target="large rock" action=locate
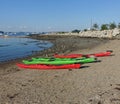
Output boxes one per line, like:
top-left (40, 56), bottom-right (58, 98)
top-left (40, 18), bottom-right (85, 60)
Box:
top-left (112, 28), bottom-right (120, 36)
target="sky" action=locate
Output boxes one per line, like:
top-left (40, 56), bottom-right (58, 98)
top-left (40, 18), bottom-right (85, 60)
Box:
top-left (0, 0), bottom-right (120, 32)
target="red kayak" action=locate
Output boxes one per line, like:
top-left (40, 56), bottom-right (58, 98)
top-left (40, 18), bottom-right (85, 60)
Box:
top-left (54, 51), bottom-right (113, 58)
top-left (16, 63), bottom-right (81, 70)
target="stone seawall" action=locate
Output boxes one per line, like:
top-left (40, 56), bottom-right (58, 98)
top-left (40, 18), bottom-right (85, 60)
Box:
top-left (56, 28), bottom-right (120, 38)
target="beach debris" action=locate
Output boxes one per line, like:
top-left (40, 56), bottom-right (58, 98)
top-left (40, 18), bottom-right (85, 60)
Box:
top-left (88, 95), bottom-right (103, 104)
top-left (114, 87), bottom-right (120, 91)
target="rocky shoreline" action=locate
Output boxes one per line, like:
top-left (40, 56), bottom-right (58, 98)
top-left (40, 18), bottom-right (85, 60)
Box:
top-left (28, 34), bottom-right (109, 56)
top-left (55, 28), bottom-right (120, 38)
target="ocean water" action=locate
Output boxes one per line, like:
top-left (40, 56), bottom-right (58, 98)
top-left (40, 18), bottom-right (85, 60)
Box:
top-left (0, 37), bottom-right (53, 62)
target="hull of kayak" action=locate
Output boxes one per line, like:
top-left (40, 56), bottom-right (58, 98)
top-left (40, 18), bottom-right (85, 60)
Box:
top-left (54, 51), bottom-right (112, 58)
top-left (22, 58), bottom-right (96, 65)
top-left (17, 63), bottom-right (81, 70)
top-left (32, 57), bottom-right (85, 61)
top-left (86, 51), bottom-right (112, 57)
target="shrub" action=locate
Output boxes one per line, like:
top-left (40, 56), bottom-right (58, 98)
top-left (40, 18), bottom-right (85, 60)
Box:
top-left (71, 29), bottom-right (80, 33)
top-left (101, 24), bottom-right (108, 30)
top-left (109, 22), bottom-right (116, 29)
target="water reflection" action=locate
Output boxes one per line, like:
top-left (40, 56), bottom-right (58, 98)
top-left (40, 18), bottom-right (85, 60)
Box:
top-left (0, 37), bottom-right (53, 62)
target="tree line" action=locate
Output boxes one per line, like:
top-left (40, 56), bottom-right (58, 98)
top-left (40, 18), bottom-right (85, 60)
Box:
top-left (71, 22), bottom-right (120, 33)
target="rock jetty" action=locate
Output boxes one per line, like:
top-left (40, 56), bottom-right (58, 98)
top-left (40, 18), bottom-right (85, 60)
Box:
top-left (56, 28), bottom-right (120, 38)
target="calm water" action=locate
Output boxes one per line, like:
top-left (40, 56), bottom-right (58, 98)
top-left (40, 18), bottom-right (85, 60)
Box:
top-left (0, 37), bottom-right (53, 62)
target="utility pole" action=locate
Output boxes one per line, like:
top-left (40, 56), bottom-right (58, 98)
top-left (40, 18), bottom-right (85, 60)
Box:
top-left (90, 18), bottom-right (93, 30)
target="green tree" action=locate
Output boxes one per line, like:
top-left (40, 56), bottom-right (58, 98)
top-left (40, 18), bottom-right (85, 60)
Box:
top-left (118, 23), bottom-right (120, 29)
top-left (101, 24), bottom-right (108, 30)
top-left (57, 31), bottom-right (66, 34)
top-left (93, 23), bottom-right (99, 30)
top-left (71, 29), bottom-right (80, 33)
top-left (83, 29), bottom-right (87, 31)
top-left (109, 22), bottom-right (116, 29)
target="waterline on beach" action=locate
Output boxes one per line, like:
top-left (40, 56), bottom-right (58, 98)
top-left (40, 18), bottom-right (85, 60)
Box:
top-left (0, 37), bottom-right (53, 62)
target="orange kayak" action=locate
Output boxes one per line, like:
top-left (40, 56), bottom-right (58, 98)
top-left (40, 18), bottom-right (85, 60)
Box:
top-left (54, 51), bottom-right (113, 58)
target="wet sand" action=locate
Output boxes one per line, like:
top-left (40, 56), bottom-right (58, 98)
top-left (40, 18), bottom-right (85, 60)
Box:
top-left (0, 35), bottom-right (120, 104)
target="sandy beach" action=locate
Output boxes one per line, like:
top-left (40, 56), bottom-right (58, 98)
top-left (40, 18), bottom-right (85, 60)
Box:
top-left (0, 35), bottom-right (120, 104)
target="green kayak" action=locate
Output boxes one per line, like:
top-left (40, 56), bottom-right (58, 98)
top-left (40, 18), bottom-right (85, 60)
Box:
top-left (31, 57), bottom-right (86, 61)
top-left (22, 57), bottom-right (96, 65)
